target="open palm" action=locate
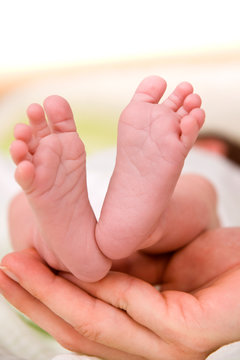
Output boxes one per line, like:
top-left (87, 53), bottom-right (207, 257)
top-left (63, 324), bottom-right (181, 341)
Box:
top-left (1, 227), bottom-right (240, 360)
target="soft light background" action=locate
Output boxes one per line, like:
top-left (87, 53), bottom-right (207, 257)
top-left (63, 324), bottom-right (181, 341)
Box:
top-left (0, 0), bottom-right (239, 72)
top-left (0, 0), bottom-right (240, 154)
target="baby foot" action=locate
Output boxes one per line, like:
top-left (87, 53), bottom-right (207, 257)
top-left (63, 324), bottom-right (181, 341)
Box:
top-left (10, 96), bottom-right (111, 282)
top-left (96, 76), bottom-right (205, 259)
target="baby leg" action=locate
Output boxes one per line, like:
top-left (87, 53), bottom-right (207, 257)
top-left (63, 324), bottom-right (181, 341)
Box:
top-left (9, 124), bottom-right (39, 251)
top-left (8, 192), bottom-right (36, 251)
top-left (143, 173), bottom-right (219, 254)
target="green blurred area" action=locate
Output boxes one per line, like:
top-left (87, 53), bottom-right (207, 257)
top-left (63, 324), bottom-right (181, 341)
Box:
top-left (0, 111), bottom-right (118, 155)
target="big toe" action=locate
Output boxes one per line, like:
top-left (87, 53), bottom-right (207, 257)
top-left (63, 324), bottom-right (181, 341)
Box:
top-left (131, 76), bottom-right (167, 104)
top-left (43, 95), bottom-right (77, 133)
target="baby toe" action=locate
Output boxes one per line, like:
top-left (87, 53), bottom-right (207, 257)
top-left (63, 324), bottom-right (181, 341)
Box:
top-left (27, 103), bottom-right (50, 139)
top-left (15, 160), bottom-right (35, 191)
top-left (180, 109), bottom-right (205, 151)
top-left (177, 94), bottom-right (202, 118)
top-left (131, 76), bottom-right (167, 104)
top-left (10, 140), bottom-right (31, 165)
top-left (14, 123), bottom-right (32, 143)
top-left (163, 82), bottom-right (193, 111)
top-left (190, 108), bottom-right (205, 128)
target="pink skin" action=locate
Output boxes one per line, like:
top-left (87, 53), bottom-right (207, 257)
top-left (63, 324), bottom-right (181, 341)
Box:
top-left (9, 76), bottom-right (207, 281)
top-left (2, 228), bottom-right (240, 360)
top-left (10, 97), bottom-right (111, 282)
top-left (96, 76), bottom-right (206, 258)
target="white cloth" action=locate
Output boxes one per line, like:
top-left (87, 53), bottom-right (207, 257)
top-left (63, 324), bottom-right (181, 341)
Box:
top-left (183, 147), bottom-right (240, 227)
top-left (0, 148), bottom-right (240, 360)
top-left (87, 147), bottom-right (240, 227)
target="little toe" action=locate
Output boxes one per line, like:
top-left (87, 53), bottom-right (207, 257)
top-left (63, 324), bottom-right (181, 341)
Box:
top-left (43, 95), bottom-right (77, 133)
top-left (190, 108), bottom-right (205, 128)
top-left (15, 160), bottom-right (35, 191)
top-left (177, 93), bottom-right (202, 118)
top-left (14, 123), bottom-right (32, 143)
top-left (163, 82), bottom-right (193, 111)
top-left (131, 76), bottom-right (167, 104)
top-left (180, 108), bottom-right (205, 150)
top-left (10, 140), bottom-right (31, 165)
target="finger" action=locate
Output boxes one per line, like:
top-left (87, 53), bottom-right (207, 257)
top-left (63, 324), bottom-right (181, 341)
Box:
top-left (0, 268), bottom-right (90, 355)
top-left (67, 267), bottom-right (240, 357)
top-left (63, 271), bottom-right (211, 358)
top-left (0, 258), bottom-right (145, 360)
top-left (63, 270), bottom-right (164, 328)
top-left (63, 270), bottom-right (166, 330)
top-left (1, 250), bottom-right (161, 359)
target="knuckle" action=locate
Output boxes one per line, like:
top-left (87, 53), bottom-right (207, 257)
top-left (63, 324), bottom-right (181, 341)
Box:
top-left (56, 333), bottom-right (79, 351)
top-left (77, 321), bottom-right (101, 342)
top-left (117, 276), bottom-right (138, 311)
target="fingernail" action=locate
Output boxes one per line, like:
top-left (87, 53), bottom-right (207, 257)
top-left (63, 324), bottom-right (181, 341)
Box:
top-left (0, 266), bottom-right (19, 283)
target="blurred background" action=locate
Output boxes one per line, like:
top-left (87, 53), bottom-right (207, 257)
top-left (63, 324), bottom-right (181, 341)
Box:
top-left (0, 0), bottom-right (240, 154)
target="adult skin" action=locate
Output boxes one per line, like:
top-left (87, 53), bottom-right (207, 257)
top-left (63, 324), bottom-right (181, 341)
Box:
top-left (1, 227), bottom-right (240, 360)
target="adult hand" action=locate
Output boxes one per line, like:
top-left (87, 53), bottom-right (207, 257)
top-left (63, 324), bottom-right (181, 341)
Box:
top-left (1, 228), bottom-right (240, 360)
